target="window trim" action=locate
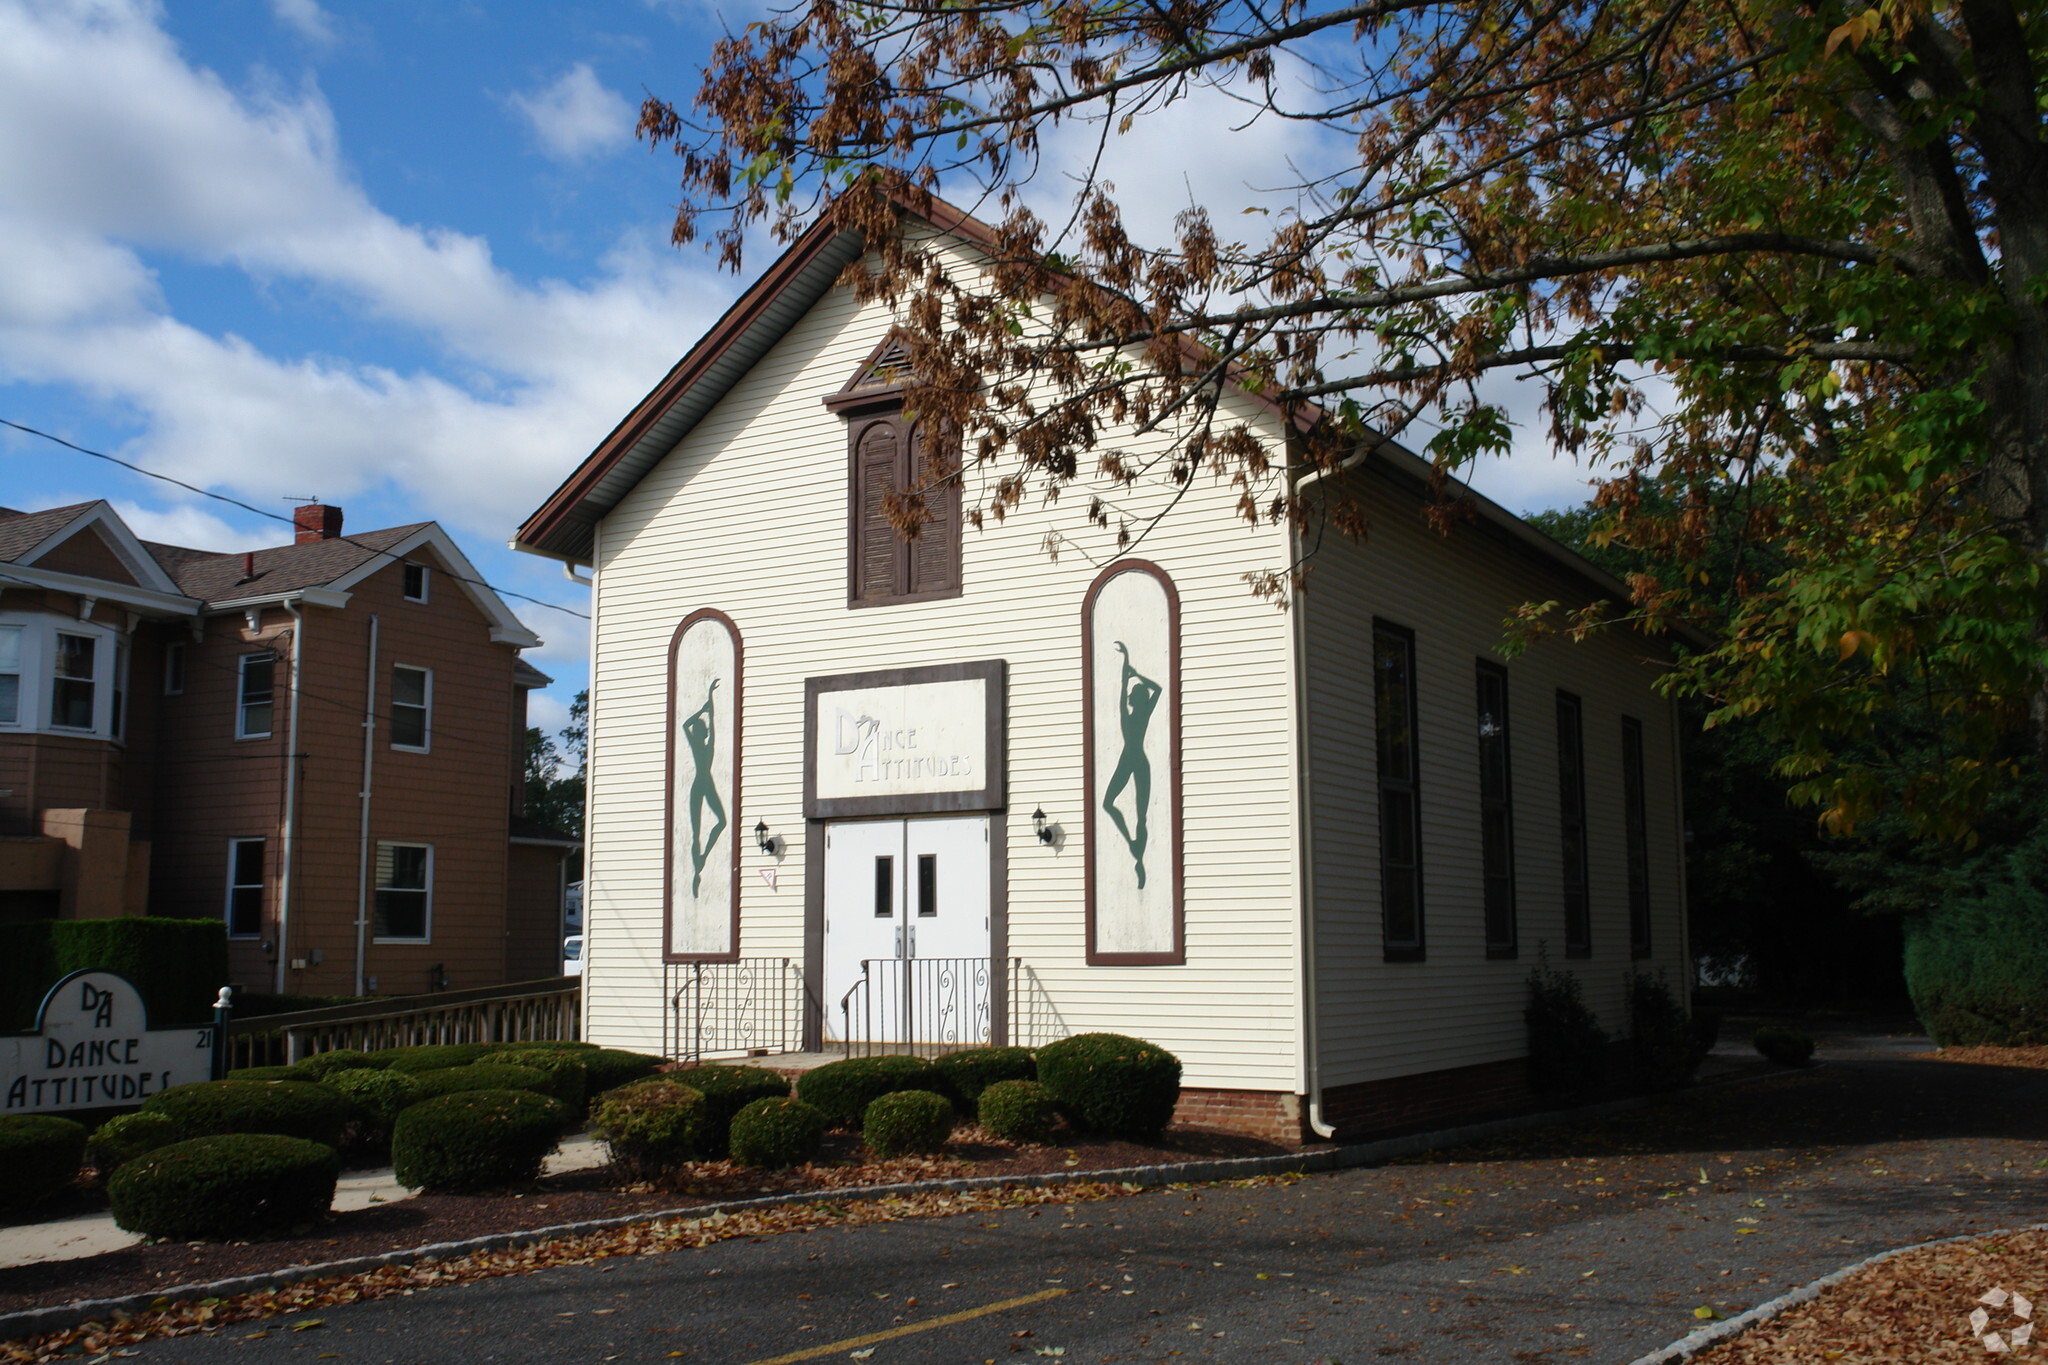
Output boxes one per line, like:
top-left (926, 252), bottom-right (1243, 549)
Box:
top-left (1374, 619), bottom-right (1425, 962)
top-left (0, 615), bottom-right (122, 739)
top-left (163, 640), bottom-right (186, 697)
top-left (389, 663), bottom-right (432, 753)
top-left (372, 840), bottom-right (434, 943)
top-left (236, 651), bottom-right (276, 741)
top-left (0, 623), bottom-right (22, 729)
top-left (402, 561), bottom-right (430, 603)
top-left (48, 630), bottom-right (100, 733)
top-left (1476, 660), bottom-right (1518, 960)
top-left (1556, 690), bottom-right (1592, 958)
top-left (1622, 715), bottom-right (1653, 959)
top-left (843, 408), bottom-right (964, 609)
top-left (224, 837), bottom-right (265, 939)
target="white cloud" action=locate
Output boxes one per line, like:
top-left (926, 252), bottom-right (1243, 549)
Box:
top-left (508, 63), bottom-right (634, 163)
top-left (269, 0), bottom-right (335, 47)
top-left (109, 500), bottom-right (253, 552)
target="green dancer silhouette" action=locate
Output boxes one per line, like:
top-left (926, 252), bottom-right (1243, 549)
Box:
top-left (1101, 641), bottom-right (1163, 888)
top-left (682, 680), bottom-right (728, 896)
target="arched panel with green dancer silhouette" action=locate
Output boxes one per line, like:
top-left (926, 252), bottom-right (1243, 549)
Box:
top-left (666, 610), bottom-right (742, 960)
top-left (1084, 561), bottom-right (1183, 964)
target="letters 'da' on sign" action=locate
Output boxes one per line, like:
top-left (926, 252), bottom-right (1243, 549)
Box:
top-left (666, 609), bottom-right (742, 962)
top-left (2, 970), bottom-right (213, 1114)
top-left (1084, 560), bottom-right (1184, 964)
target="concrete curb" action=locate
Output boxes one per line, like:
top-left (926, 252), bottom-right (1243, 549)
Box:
top-left (1627, 1219), bottom-right (2048, 1364)
top-left (0, 1061), bottom-right (1799, 1344)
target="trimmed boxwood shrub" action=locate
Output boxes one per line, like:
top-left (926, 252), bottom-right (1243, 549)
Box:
top-left (391, 1090), bottom-right (568, 1193)
top-left (490, 1039), bottom-right (599, 1053)
top-left (1525, 960), bottom-right (1610, 1097)
top-left (0, 1115), bottom-right (87, 1209)
top-left (142, 1080), bottom-right (350, 1147)
top-left (796, 1056), bottom-right (948, 1128)
top-left (1624, 975), bottom-right (1709, 1092)
top-left (228, 1066), bottom-right (301, 1082)
top-left (580, 1048), bottom-right (665, 1093)
top-left (325, 1068), bottom-right (429, 1156)
top-left (666, 1066), bottom-right (791, 1158)
top-left (293, 1049), bottom-right (384, 1081)
top-left (88, 1112), bottom-right (184, 1177)
top-left (480, 1048), bottom-right (589, 1112)
top-left (977, 1080), bottom-right (1056, 1144)
top-left (369, 1043), bottom-right (499, 1073)
top-left (409, 1063), bottom-right (557, 1103)
top-left (934, 1047), bottom-right (1035, 1106)
top-left (588, 1081), bottom-right (707, 1177)
top-left (1754, 1026), bottom-right (1816, 1066)
top-left (1036, 1033), bottom-right (1182, 1139)
top-left (863, 1090), bottom-right (953, 1158)
top-left (728, 1097), bottom-right (826, 1169)
top-left (108, 1134), bottom-right (338, 1240)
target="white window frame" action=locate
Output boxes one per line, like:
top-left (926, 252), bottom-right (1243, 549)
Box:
top-left (0, 615), bottom-right (125, 740)
top-left (237, 651), bottom-right (277, 740)
top-left (49, 630), bottom-right (100, 733)
top-left (163, 641), bottom-right (186, 696)
top-left (112, 638), bottom-right (129, 742)
top-left (373, 841), bottom-right (433, 943)
top-left (0, 624), bottom-right (21, 728)
top-left (402, 561), bottom-right (429, 603)
top-left (224, 837), bottom-right (265, 939)
top-left (390, 663), bottom-right (432, 752)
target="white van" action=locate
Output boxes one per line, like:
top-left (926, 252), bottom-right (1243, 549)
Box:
top-left (562, 934), bottom-right (585, 977)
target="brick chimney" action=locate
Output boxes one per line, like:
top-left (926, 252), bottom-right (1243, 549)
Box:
top-left (293, 503), bottom-right (343, 543)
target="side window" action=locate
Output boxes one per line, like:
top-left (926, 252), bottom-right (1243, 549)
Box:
top-left (113, 640), bottom-right (129, 741)
top-left (225, 839), bottom-right (265, 938)
top-left (390, 665), bottom-right (431, 750)
top-left (50, 632), bottom-right (97, 730)
top-left (1476, 662), bottom-right (1517, 958)
top-left (237, 652), bottom-right (276, 739)
top-left (1556, 692), bottom-right (1591, 957)
top-left (1374, 621), bottom-right (1424, 960)
top-left (0, 625), bottom-right (20, 725)
top-left (164, 641), bottom-right (186, 696)
top-left (402, 562), bottom-right (429, 602)
top-left (1622, 716), bottom-right (1653, 958)
top-left (374, 842), bottom-right (432, 940)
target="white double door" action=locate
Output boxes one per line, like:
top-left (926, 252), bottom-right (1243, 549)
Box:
top-left (823, 816), bottom-right (992, 1044)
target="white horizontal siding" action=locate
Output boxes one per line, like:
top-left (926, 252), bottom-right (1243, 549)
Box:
top-left (580, 240), bottom-right (1303, 1093)
top-left (1303, 470), bottom-right (1689, 1088)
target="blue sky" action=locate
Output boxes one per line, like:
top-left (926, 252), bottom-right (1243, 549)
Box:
top-left (0, 0), bottom-right (1603, 738)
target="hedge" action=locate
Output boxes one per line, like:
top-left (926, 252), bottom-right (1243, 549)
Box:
top-left (324, 1068), bottom-right (428, 1155)
top-left (1623, 975), bottom-right (1710, 1092)
top-left (588, 1081), bottom-right (707, 1176)
top-left (729, 1097), bottom-right (826, 1169)
top-left (934, 1047), bottom-right (1036, 1106)
top-left (1035, 1033), bottom-right (1182, 1139)
top-left (863, 1090), bottom-right (952, 1158)
top-left (479, 1049), bottom-right (589, 1112)
top-left (368, 1043), bottom-right (501, 1073)
top-left (1904, 863), bottom-right (2048, 1045)
top-left (1525, 961), bottom-right (1610, 1097)
top-left (293, 1050), bottom-right (385, 1081)
top-left (0, 917), bottom-right (227, 1031)
top-left (142, 1080), bottom-right (351, 1147)
top-left (228, 1066), bottom-right (302, 1082)
top-left (87, 1111), bottom-right (184, 1177)
top-left (108, 1134), bottom-right (338, 1240)
top-left (409, 1063), bottom-right (559, 1104)
top-left (795, 1056), bottom-right (947, 1128)
top-left (0, 1115), bottom-right (87, 1210)
top-left (665, 1066), bottom-right (790, 1158)
top-left (391, 1090), bottom-right (568, 1192)
top-left (977, 1080), bottom-right (1056, 1144)
top-left (579, 1048), bottom-right (665, 1093)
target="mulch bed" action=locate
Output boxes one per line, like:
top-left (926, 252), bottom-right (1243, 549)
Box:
top-left (0, 1123), bottom-right (1284, 1317)
top-left (1917, 1044), bottom-right (2048, 1071)
top-left (1694, 1227), bottom-right (2048, 1363)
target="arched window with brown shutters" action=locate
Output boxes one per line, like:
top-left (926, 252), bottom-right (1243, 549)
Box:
top-left (826, 334), bottom-right (963, 607)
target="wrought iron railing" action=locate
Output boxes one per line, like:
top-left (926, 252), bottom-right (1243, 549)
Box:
top-left (225, 976), bottom-right (580, 1070)
top-left (663, 958), bottom-right (817, 1062)
top-left (834, 956), bottom-right (992, 1056)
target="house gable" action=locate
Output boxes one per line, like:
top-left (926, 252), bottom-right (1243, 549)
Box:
top-left (30, 522), bottom-right (143, 588)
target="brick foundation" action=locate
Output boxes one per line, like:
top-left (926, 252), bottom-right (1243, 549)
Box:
top-left (1316, 1057), bottom-right (1535, 1141)
top-left (1170, 1087), bottom-right (1304, 1146)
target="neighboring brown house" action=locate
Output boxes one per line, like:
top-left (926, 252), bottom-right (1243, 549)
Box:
top-left (0, 500), bottom-right (578, 997)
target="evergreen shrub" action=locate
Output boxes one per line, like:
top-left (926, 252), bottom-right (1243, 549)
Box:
top-left (665, 1066), bottom-right (791, 1158)
top-left (728, 1097), bottom-right (826, 1169)
top-left (1623, 975), bottom-right (1710, 1091)
top-left (87, 1112), bottom-right (183, 1177)
top-left (108, 1134), bottom-right (338, 1240)
top-left (293, 1049), bottom-right (385, 1081)
top-left (1035, 1033), bottom-right (1182, 1139)
top-left (862, 1090), bottom-right (953, 1158)
top-left (795, 1056), bottom-right (947, 1128)
top-left (933, 1047), bottom-right (1035, 1106)
top-left (0, 917), bottom-right (228, 1031)
top-left (369, 1043), bottom-right (498, 1073)
top-left (409, 1063), bottom-right (556, 1103)
top-left (0, 1115), bottom-right (87, 1209)
top-left (1753, 1026), bottom-right (1816, 1066)
top-left (479, 1048), bottom-right (589, 1111)
top-left (489, 1039), bottom-right (599, 1053)
top-left (141, 1080), bottom-right (350, 1147)
top-left (588, 1081), bottom-right (707, 1176)
top-left (579, 1048), bottom-right (665, 1093)
top-left (976, 1080), bottom-right (1056, 1144)
top-left (1525, 959), bottom-right (1609, 1096)
top-left (1903, 853), bottom-right (2048, 1044)
top-left (325, 1069), bottom-right (429, 1155)
top-left (228, 1066), bottom-right (301, 1082)
top-left (390, 1090), bottom-right (568, 1192)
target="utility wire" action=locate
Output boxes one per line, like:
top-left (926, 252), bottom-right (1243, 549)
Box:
top-left (0, 417), bottom-right (589, 621)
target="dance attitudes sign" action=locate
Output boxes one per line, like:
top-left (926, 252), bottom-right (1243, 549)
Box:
top-left (1, 970), bottom-right (214, 1113)
top-left (804, 661), bottom-right (1007, 819)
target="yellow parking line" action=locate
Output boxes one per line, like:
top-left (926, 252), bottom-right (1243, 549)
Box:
top-left (743, 1287), bottom-right (1070, 1365)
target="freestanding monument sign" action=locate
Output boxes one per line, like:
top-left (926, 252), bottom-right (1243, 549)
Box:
top-left (1, 969), bottom-right (219, 1114)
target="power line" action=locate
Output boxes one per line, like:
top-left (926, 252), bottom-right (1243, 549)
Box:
top-left (0, 417), bottom-right (589, 621)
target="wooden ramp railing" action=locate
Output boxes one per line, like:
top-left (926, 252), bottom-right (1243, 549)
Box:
top-left (225, 977), bottom-right (580, 1069)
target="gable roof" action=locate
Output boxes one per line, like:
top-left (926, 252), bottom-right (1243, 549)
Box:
top-left (0, 501), bottom-right (199, 615)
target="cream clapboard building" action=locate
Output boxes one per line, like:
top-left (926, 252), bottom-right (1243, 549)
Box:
top-left (515, 191), bottom-right (1688, 1143)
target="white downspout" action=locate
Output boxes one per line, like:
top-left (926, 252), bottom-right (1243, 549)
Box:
top-left (353, 614), bottom-right (379, 996)
top-left (1288, 515), bottom-right (1337, 1140)
top-left (579, 522), bottom-right (600, 1042)
top-left (273, 600), bottom-right (305, 995)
